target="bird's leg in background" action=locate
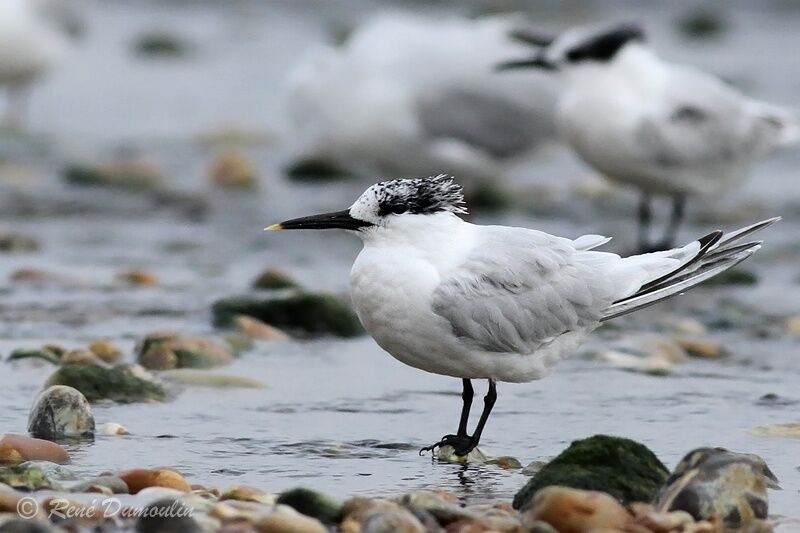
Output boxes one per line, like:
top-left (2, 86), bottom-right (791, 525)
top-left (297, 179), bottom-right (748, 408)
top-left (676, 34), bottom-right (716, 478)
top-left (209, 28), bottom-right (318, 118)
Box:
top-left (637, 192), bottom-right (653, 252)
top-left (658, 194), bottom-right (687, 250)
top-left (5, 84), bottom-right (30, 128)
top-left (457, 379), bottom-right (474, 436)
top-left (467, 379), bottom-right (497, 449)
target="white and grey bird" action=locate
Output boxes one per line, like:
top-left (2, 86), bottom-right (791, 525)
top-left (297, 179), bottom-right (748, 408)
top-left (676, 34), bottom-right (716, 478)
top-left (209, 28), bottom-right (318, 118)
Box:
top-left (0, 0), bottom-right (84, 125)
top-left (499, 22), bottom-right (799, 251)
top-left (284, 13), bottom-right (559, 183)
top-left (267, 175), bottom-right (777, 455)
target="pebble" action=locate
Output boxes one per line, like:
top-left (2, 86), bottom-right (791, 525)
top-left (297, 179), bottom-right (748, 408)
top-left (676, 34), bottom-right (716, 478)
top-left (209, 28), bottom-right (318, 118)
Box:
top-left (60, 349), bottom-right (103, 366)
top-left (0, 462), bottom-right (68, 491)
top-left (255, 504), bottom-right (327, 533)
top-left (360, 508), bottom-right (425, 533)
top-left (655, 447), bottom-right (778, 529)
top-left (785, 315), bottom-right (800, 336)
top-left (209, 151), bottom-right (257, 189)
top-left (116, 269), bottom-right (159, 287)
top-left (9, 268), bottom-right (83, 288)
top-left (87, 340), bottom-right (123, 364)
top-left (233, 315), bottom-right (291, 342)
top-left (251, 269), bottom-right (300, 290)
top-left (63, 161), bottom-right (165, 191)
top-left (0, 435), bottom-right (69, 464)
top-left (27, 386), bottom-right (95, 441)
top-left (135, 497), bottom-right (201, 533)
top-left (397, 491), bottom-right (474, 524)
top-left (219, 486), bottom-right (275, 506)
top-left (98, 423), bottom-right (130, 436)
top-left (276, 487), bottom-right (342, 525)
top-left (749, 423), bottom-right (800, 437)
top-left (592, 335), bottom-right (688, 375)
top-left (675, 338), bottom-right (724, 359)
top-left (436, 445), bottom-right (489, 464)
top-left (136, 331), bottom-right (233, 370)
top-left (159, 369), bottom-right (264, 389)
top-left (68, 475), bottom-right (129, 494)
top-left (119, 469), bottom-right (191, 494)
top-left (522, 486), bottom-right (631, 533)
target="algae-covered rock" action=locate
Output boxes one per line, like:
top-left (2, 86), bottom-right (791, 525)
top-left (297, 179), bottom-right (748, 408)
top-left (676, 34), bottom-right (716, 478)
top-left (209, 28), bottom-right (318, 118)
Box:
top-left (251, 268), bottom-right (299, 290)
top-left (136, 332), bottom-right (233, 370)
top-left (285, 157), bottom-right (352, 181)
top-left (212, 293), bottom-right (363, 337)
top-left (276, 487), bottom-right (342, 525)
top-left (27, 386), bottom-right (95, 441)
top-left (513, 435), bottom-right (669, 509)
top-left (63, 162), bottom-right (164, 191)
top-left (45, 363), bottom-right (167, 403)
top-left (0, 462), bottom-right (70, 491)
top-left (7, 348), bottom-right (61, 366)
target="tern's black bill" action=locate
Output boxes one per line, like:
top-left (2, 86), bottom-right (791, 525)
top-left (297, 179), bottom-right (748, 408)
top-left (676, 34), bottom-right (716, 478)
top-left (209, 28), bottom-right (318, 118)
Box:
top-left (495, 57), bottom-right (557, 71)
top-left (267, 209), bottom-right (372, 231)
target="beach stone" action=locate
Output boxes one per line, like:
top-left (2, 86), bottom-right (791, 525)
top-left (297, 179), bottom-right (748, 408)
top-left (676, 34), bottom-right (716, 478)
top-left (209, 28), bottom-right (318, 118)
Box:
top-left (0, 233), bottom-right (39, 253)
top-left (276, 487), bottom-right (341, 525)
top-left (219, 486), bottom-right (275, 506)
top-left (521, 486), bottom-right (631, 533)
top-left (8, 269), bottom-right (82, 287)
top-left (592, 335), bottom-right (688, 375)
top-left (135, 497), bottom-right (200, 533)
top-left (397, 491), bottom-right (474, 524)
top-left (6, 349), bottom-right (60, 366)
top-left (64, 161), bottom-right (164, 191)
top-left (522, 460), bottom-right (548, 477)
top-left (98, 423), bottom-right (130, 436)
top-left (486, 456), bottom-right (523, 470)
top-left (361, 508), bottom-right (426, 533)
top-left (255, 504), bottom-right (327, 533)
top-left (513, 435), bottom-right (669, 509)
top-left (0, 519), bottom-right (55, 533)
top-left (136, 332), bottom-right (233, 370)
top-left (251, 269), bottom-right (300, 291)
top-left (87, 340), bottom-right (123, 364)
top-left (436, 445), bottom-right (489, 464)
top-left (465, 502), bottom-right (523, 531)
top-left (45, 363), bottom-right (167, 403)
top-left (60, 349), bottom-right (102, 366)
top-left (655, 447), bottom-right (778, 529)
top-left (340, 497), bottom-right (401, 524)
top-left (675, 338), bottom-right (725, 359)
top-left (28, 386), bottom-right (95, 441)
top-left (119, 469), bottom-right (191, 495)
top-left (749, 423), bottom-right (800, 437)
top-left (285, 157), bottom-right (351, 181)
top-left (116, 269), bottom-right (159, 287)
top-left (212, 293), bottom-right (363, 337)
top-left (69, 475), bottom-right (129, 494)
top-left (159, 369), bottom-right (264, 389)
top-left (785, 315), bottom-right (800, 336)
top-left (210, 151), bottom-right (257, 189)
top-left (0, 462), bottom-right (67, 491)
top-left (233, 315), bottom-right (291, 342)
top-left (0, 435), bottom-right (69, 464)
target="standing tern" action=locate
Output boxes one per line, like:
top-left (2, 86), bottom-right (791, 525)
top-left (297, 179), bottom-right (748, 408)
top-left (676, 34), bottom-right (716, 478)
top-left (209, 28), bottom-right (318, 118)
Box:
top-left (267, 175), bottom-right (777, 456)
top-left (499, 22), bottom-right (798, 251)
top-left (284, 13), bottom-right (559, 183)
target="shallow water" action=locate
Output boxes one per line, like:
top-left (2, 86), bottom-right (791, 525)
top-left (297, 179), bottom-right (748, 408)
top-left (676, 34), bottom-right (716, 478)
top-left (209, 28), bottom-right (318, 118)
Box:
top-left (1, 0), bottom-right (799, 518)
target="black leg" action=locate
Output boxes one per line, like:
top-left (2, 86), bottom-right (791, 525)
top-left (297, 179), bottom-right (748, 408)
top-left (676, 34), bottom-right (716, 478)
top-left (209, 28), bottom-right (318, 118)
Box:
top-left (658, 194), bottom-right (687, 250)
top-left (419, 379), bottom-right (497, 457)
top-left (469, 379), bottom-right (497, 446)
top-left (456, 379), bottom-right (474, 436)
top-left (637, 192), bottom-right (653, 252)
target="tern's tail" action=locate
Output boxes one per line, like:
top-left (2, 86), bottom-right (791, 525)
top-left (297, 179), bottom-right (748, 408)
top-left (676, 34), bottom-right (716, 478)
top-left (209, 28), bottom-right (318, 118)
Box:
top-left (600, 217), bottom-right (779, 321)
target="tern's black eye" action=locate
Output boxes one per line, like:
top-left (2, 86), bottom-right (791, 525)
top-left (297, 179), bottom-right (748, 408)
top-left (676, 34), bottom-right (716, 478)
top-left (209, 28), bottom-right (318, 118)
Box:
top-left (388, 205), bottom-right (407, 215)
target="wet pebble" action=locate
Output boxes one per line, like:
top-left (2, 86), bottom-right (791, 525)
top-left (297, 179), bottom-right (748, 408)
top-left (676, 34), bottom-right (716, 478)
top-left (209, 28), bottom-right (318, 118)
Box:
top-left (675, 338), bottom-right (725, 359)
top-left (276, 487), bottom-right (342, 525)
top-left (655, 447), bottom-right (778, 530)
top-left (68, 475), bottom-right (129, 494)
top-left (135, 497), bottom-right (200, 533)
top-left (60, 349), bottom-right (103, 366)
top-left (87, 340), bottom-right (122, 364)
top-left (360, 508), bottom-right (425, 533)
top-left (45, 363), bottom-right (167, 403)
top-left (136, 331), bottom-right (233, 370)
top-left (0, 462), bottom-right (68, 491)
top-left (233, 315), bottom-right (291, 342)
top-left (98, 422), bottom-right (130, 436)
top-left (750, 422), bottom-right (800, 437)
top-left (251, 268), bottom-right (300, 290)
top-left (219, 486), bottom-right (275, 506)
top-left (256, 504), bottom-right (327, 533)
top-left (591, 335), bottom-right (688, 375)
top-left (159, 369), bottom-right (264, 389)
top-left (521, 486), bottom-right (630, 533)
top-left (0, 435), bottom-right (69, 464)
top-left (209, 151), bottom-right (257, 189)
top-left (116, 269), bottom-right (159, 287)
top-left (27, 386), bottom-right (95, 441)
top-left (119, 469), bottom-right (191, 494)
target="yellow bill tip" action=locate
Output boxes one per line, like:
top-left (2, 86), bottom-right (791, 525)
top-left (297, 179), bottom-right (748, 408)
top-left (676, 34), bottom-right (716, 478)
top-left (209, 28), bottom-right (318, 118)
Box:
top-left (264, 223), bottom-right (283, 231)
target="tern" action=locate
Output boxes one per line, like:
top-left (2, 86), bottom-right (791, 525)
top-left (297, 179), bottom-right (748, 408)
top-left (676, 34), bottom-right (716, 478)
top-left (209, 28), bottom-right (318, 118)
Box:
top-left (498, 22), bottom-right (798, 251)
top-left (267, 175), bottom-right (776, 456)
top-left (285, 13), bottom-right (559, 183)
top-left (0, 0), bottom-right (83, 125)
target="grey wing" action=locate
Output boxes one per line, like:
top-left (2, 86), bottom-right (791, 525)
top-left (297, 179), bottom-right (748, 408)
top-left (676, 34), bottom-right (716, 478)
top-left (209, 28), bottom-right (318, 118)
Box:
top-left (636, 68), bottom-right (771, 167)
top-left (431, 229), bottom-right (615, 354)
top-left (417, 89), bottom-right (553, 159)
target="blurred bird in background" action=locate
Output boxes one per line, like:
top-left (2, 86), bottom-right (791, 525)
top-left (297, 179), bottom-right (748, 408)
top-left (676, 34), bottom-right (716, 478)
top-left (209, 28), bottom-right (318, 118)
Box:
top-left (499, 21), bottom-right (800, 251)
top-left (284, 13), bottom-right (559, 186)
top-left (0, 0), bottom-right (85, 127)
